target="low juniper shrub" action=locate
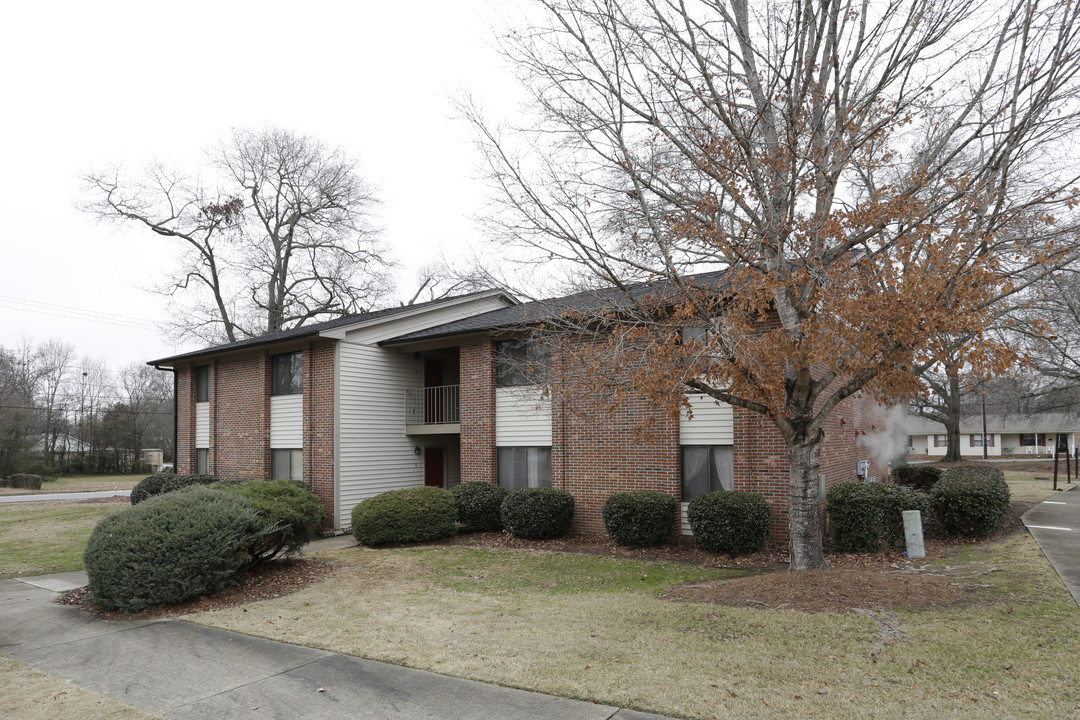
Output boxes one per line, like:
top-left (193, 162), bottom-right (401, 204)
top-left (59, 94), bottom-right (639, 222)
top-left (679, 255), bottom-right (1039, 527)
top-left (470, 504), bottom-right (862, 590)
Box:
top-left (931, 465), bottom-right (1010, 538)
top-left (500, 487), bottom-right (575, 540)
top-left (451, 481), bottom-right (510, 532)
top-left (351, 486), bottom-right (458, 546)
top-left (130, 473), bottom-right (218, 505)
top-left (602, 490), bottom-right (676, 548)
top-left (224, 479), bottom-right (325, 563)
top-left (84, 485), bottom-right (267, 612)
top-left (686, 491), bottom-right (772, 554)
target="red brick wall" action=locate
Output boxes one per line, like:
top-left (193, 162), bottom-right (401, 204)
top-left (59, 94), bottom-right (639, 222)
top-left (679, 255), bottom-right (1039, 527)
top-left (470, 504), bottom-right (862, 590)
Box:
top-left (551, 343), bottom-right (680, 533)
top-left (170, 342), bottom-right (340, 530)
top-left (175, 365), bottom-right (196, 474)
top-left (460, 341), bottom-right (497, 484)
top-left (209, 354), bottom-right (270, 480)
top-left (304, 340), bottom-right (336, 528)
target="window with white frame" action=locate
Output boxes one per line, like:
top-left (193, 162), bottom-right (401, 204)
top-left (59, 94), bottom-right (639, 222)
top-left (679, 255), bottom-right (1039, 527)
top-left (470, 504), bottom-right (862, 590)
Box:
top-left (933, 435), bottom-right (947, 447)
top-left (970, 434), bottom-right (995, 448)
top-left (271, 448), bottom-right (303, 481)
top-left (681, 445), bottom-right (734, 501)
top-left (1019, 433), bottom-right (1046, 446)
top-left (497, 447), bottom-right (552, 490)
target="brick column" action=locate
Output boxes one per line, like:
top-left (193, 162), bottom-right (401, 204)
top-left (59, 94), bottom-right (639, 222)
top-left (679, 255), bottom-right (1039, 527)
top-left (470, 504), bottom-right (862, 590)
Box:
top-left (460, 341), bottom-right (497, 484)
top-left (305, 340), bottom-right (336, 529)
top-left (175, 365), bottom-right (196, 474)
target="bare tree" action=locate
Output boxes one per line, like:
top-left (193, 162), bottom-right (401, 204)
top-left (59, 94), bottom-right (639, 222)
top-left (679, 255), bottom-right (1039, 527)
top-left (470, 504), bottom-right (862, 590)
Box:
top-left (36, 340), bottom-right (75, 460)
top-left (470, 0), bottom-right (1080, 569)
top-left (85, 128), bottom-right (393, 344)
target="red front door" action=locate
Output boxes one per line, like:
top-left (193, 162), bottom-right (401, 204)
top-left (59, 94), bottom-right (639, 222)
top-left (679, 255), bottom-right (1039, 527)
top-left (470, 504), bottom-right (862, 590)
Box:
top-left (424, 447), bottom-right (444, 488)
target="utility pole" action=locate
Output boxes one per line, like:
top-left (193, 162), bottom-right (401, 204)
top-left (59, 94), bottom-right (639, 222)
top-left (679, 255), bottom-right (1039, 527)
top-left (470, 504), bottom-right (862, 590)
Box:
top-left (981, 391), bottom-right (988, 460)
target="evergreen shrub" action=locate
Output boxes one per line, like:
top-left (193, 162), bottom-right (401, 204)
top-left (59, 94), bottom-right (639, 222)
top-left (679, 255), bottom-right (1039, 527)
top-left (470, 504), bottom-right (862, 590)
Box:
top-left (84, 486), bottom-right (266, 612)
top-left (224, 479), bottom-right (324, 562)
top-left (351, 486), bottom-right (458, 546)
top-left (687, 491), bottom-right (772, 554)
top-left (827, 482), bottom-right (930, 552)
top-left (130, 473), bottom-right (217, 504)
top-left (500, 487), bottom-right (575, 540)
top-left (931, 465), bottom-right (1011, 537)
top-left (890, 464), bottom-right (943, 492)
top-left (451, 481), bottom-right (510, 532)
top-left (602, 490), bottom-right (676, 548)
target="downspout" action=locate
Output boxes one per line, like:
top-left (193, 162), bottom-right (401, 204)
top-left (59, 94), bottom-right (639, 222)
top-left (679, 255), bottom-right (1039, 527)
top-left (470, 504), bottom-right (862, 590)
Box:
top-left (152, 364), bottom-right (178, 472)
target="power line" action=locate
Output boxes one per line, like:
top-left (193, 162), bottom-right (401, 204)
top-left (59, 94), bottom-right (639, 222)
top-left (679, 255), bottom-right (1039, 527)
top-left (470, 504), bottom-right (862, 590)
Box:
top-left (0, 295), bottom-right (162, 332)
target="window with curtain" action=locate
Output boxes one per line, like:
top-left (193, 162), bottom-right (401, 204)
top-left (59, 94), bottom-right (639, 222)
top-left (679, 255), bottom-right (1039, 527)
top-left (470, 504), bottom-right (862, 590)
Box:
top-left (196, 448), bottom-right (208, 475)
top-left (196, 366), bottom-right (209, 403)
top-left (497, 447), bottom-right (552, 490)
top-left (271, 448), bottom-right (303, 481)
top-left (681, 445), bottom-right (734, 501)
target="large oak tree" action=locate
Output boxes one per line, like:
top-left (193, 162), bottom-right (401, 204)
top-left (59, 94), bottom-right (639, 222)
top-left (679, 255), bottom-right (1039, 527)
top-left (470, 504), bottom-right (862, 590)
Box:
top-left (470, 0), bottom-right (1080, 569)
top-left (86, 128), bottom-right (392, 344)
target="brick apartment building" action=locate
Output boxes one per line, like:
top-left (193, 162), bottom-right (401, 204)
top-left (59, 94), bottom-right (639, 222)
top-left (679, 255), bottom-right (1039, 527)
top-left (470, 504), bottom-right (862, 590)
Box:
top-left (150, 281), bottom-right (888, 540)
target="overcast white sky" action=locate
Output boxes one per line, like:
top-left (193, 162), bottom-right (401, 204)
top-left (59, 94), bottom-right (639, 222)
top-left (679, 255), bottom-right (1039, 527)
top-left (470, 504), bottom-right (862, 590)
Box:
top-left (0, 0), bottom-right (526, 370)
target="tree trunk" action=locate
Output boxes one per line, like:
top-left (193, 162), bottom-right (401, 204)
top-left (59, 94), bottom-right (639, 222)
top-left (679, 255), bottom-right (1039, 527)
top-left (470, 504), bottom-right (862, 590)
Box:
top-left (943, 363), bottom-right (963, 462)
top-left (788, 433), bottom-right (828, 571)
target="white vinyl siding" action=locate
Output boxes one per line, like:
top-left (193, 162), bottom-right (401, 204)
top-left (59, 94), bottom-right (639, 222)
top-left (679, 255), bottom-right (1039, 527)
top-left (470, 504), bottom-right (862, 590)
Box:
top-left (336, 342), bottom-right (425, 524)
top-left (495, 386), bottom-right (552, 446)
top-left (270, 395), bottom-right (303, 447)
top-left (195, 403), bottom-right (210, 448)
top-left (679, 393), bottom-right (734, 445)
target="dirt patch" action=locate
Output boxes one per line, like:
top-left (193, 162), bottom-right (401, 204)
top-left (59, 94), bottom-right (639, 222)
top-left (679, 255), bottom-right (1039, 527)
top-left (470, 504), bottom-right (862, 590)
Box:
top-left (59, 558), bottom-right (336, 619)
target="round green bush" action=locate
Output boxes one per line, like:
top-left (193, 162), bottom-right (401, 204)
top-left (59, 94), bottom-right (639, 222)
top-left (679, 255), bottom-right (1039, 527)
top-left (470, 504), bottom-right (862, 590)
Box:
top-left (130, 473), bottom-right (217, 504)
top-left (451, 481), bottom-right (510, 532)
top-left (890, 464), bottom-right (943, 492)
top-left (85, 486), bottom-right (266, 612)
top-left (224, 479), bottom-right (325, 563)
top-left (602, 491), bottom-right (676, 548)
top-left (827, 482), bottom-right (930, 553)
top-left (351, 486), bottom-right (458, 546)
top-left (687, 491), bottom-right (772, 554)
top-left (500, 488), bottom-right (575, 540)
top-left (931, 465), bottom-right (1010, 538)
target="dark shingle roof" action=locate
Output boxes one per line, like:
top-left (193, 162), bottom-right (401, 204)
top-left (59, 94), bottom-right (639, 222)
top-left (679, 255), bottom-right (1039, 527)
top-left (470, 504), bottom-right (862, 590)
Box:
top-left (147, 289), bottom-right (516, 366)
top-left (381, 270), bottom-right (727, 345)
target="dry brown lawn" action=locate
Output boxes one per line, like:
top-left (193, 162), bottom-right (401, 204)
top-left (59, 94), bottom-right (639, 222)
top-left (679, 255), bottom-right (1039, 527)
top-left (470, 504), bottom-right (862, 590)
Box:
top-left (0, 658), bottom-right (158, 719)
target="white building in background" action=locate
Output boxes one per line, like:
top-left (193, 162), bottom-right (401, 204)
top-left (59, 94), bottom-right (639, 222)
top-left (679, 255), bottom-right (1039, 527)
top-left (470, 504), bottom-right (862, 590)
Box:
top-left (906, 413), bottom-right (1079, 458)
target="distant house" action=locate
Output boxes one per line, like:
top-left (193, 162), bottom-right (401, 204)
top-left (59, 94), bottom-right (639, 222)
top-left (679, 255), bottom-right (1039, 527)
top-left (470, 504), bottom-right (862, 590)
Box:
top-left (149, 281), bottom-right (888, 540)
top-left (140, 448), bottom-right (164, 467)
top-left (906, 413), bottom-right (1079, 457)
top-left (32, 433), bottom-right (90, 455)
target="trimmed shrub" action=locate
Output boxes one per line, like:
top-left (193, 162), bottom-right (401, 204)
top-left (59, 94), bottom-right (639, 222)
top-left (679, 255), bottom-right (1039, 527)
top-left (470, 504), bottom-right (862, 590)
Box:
top-left (602, 491), bottom-right (676, 548)
top-left (451, 482), bottom-right (510, 532)
top-left (687, 492), bottom-right (772, 554)
top-left (501, 488), bottom-right (575, 540)
top-left (351, 486), bottom-right (458, 546)
top-left (931, 465), bottom-right (1011, 538)
top-left (6, 474), bottom-right (43, 489)
top-left (890, 464), bottom-right (943, 492)
top-left (84, 486), bottom-right (266, 612)
top-left (224, 479), bottom-right (325, 563)
top-left (827, 482), bottom-right (930, 553)
top-left (130, 473), bottom-right (217, 504)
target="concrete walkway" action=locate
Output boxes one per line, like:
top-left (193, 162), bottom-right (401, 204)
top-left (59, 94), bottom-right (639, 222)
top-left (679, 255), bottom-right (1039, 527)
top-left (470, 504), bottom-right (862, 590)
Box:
top-left (0, 489), bottom-right (131, 503)
top-left (1022, 484), bottom-right (1080, 606)
top-left (0, 560), bottom-right (672, 719)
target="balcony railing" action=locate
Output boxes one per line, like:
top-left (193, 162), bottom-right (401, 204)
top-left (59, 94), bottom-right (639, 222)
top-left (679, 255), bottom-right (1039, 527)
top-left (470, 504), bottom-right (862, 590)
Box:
top-left (405, 384), bottom-right (460, 426)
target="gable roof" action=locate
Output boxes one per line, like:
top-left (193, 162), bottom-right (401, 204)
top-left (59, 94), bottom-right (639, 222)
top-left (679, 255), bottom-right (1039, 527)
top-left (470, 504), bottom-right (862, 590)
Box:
top-left (381, 269), bottom-right (728, 346)
top-left (905, 413), bottom-right (1080, 435)
top-left (147, 289), bottom-right (518, 366)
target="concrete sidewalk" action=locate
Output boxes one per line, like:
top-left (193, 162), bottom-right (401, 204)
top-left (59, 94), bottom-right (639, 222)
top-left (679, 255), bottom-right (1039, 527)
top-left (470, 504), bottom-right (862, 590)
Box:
top-left (0, 568), bottom-right (673, 720)
top-left (1022, 484), bottom-right (1080, 606)
top-left (0, 489), bottom-right (132, 503)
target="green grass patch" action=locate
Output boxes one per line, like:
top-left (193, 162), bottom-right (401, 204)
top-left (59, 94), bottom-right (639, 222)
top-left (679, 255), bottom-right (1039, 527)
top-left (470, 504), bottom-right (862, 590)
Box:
top-left (0, 501), bottom-right (126, 578)
top-left (189, 536), bottom-right (1080, 719)
top-left (0, 474), bottom-right (144, 496)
